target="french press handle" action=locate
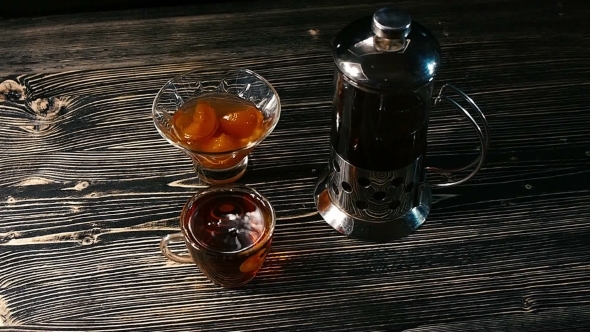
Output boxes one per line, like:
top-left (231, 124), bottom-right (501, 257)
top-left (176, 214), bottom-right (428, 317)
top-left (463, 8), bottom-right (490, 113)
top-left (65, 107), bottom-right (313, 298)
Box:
top-left (426, 84), bottom-right (491, 187)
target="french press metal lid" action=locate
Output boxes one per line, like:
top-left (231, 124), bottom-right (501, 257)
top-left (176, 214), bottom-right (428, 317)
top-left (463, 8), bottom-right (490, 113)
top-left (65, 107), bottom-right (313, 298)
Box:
top-left (332, 7), bottom-right (441, 91)
top-left (314, 7), bottom-right (490, 242)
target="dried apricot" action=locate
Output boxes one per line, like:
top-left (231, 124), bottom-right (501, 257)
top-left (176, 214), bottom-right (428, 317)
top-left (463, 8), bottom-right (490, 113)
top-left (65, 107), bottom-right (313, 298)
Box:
top-left (239, 248), bottom-right (268, 273)
top-left (219, 106), bottom-right (262, 139)
top-left (199, 129), bottom-right (240, 153)
top-left (180, 100), bottom-right (218, 140)
top-left (172, 111), bottom-right (193, 139)
top-left (239, 111), bottom-right (265, 146)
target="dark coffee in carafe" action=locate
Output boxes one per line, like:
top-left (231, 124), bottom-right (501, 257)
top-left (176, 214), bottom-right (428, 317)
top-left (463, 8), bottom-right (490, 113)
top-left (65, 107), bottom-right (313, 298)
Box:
top-left (331, 74), bottom-right (431, 171)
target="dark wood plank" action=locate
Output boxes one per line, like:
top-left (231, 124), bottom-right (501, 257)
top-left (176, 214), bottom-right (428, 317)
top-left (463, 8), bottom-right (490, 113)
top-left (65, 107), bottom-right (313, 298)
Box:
top-left (1, 0), bottom-right (590, 331)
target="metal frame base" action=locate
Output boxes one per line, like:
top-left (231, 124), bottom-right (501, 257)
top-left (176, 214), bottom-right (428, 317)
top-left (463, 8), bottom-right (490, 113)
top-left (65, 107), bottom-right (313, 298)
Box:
top-left (314, 168), bottom-right (432, 242)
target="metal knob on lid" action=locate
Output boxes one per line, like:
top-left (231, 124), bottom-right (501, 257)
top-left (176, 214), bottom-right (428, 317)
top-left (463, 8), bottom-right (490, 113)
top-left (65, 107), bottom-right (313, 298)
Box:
top-left (372, 7), bottom-right (412, 52)
top-left (372, 7), bottom-right (411, 39)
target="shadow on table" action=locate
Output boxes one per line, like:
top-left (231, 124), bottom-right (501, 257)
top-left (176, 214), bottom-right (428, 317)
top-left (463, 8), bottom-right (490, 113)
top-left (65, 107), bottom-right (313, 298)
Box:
top-left (230, 242), bottom-right (433, 330)
top-left (1, 0), bottom-right (239, 18)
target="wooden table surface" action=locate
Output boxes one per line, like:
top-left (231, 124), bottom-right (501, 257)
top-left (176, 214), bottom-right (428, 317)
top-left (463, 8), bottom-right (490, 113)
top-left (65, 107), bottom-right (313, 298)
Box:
top-left (1, 0), bottom-right (589, 331)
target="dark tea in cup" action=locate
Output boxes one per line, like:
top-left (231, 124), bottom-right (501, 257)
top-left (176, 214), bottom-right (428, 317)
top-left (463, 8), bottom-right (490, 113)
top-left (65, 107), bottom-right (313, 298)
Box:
top-left (160, 186), bottom-right (275, 288)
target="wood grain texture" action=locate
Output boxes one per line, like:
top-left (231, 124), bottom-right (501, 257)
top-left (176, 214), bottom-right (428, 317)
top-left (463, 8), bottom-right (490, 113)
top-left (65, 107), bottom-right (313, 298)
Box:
top-left (1, 0), bottom-right (590, 331)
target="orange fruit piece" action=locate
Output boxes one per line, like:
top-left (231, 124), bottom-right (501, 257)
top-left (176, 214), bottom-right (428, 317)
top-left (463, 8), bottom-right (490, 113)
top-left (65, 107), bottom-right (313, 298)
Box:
top-left (198, 129), bottom-right (240, 153)
top-left (219, 106), bottom-right (263, 139)
top-left (172, 111), bottom-right (193, 139)
top-left (240, 110), bottom-right (265, 146)
top-left (180, 100), bottom-right (218, 141)
top-left (239, 248), bottom-right (268, 273)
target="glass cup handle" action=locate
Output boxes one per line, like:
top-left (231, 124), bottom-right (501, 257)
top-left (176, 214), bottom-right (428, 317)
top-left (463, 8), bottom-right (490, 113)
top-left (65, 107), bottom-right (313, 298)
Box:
top-left (160, 233), bottom-right (194, 264)
top-left (427, 84), bottom-right (491, 187)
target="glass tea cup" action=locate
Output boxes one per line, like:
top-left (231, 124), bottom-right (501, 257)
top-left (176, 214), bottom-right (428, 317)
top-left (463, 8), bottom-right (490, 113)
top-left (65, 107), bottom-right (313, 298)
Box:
top-left (160, 185), bottom-right (276, 288)
top-left (152, 68), bottom-right (281, 184)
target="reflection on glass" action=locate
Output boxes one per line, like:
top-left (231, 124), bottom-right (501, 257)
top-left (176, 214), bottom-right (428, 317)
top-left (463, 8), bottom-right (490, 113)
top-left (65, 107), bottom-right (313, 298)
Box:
top-left (427, 61), bottom-right (436, 76)
top-left (340, 61), bottom-right (367, 80)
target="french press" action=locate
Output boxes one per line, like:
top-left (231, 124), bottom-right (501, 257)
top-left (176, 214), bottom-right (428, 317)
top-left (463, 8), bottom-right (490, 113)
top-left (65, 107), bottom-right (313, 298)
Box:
top-left (314, 7), bottom-right (490, 242)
